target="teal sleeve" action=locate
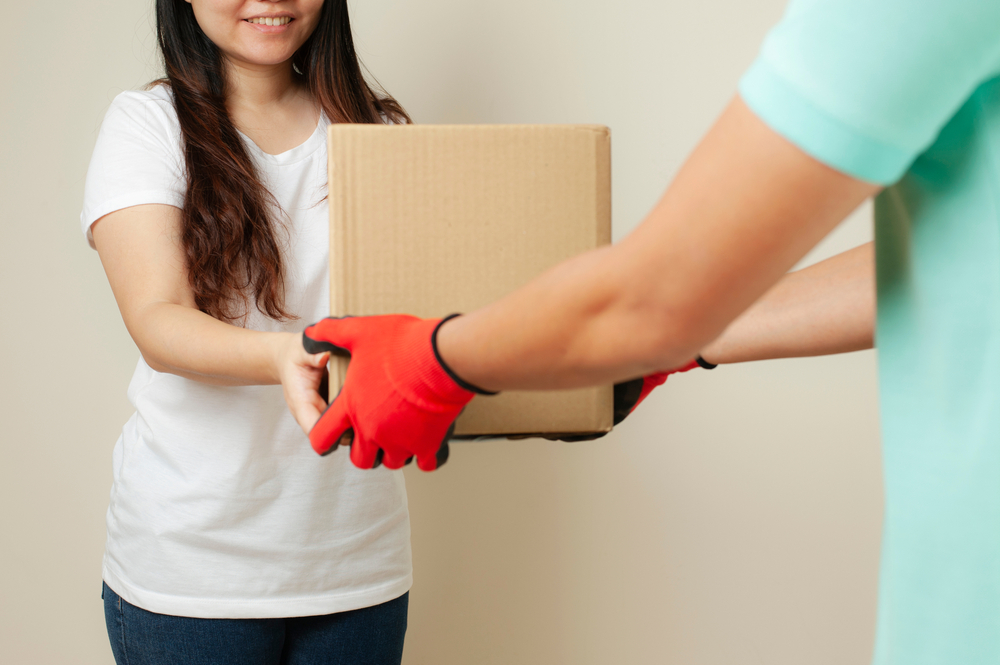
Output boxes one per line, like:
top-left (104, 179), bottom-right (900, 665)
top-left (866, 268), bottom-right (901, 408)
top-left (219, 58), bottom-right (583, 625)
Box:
top-left (738, 0), bottom-right (1000, 184)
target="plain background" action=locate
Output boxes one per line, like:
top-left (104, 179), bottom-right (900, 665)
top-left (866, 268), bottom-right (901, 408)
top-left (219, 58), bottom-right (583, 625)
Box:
top-left (0, 1), bottom-right (882, 663)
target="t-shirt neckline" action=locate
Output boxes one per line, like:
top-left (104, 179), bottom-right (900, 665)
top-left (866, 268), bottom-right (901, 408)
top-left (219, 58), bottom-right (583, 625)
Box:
top-left (237, 112), bottom-right (329, 166)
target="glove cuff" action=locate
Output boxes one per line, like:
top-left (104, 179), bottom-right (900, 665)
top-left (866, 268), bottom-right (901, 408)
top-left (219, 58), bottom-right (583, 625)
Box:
top-left (431, 314), bottom-right (499, 396)
top-left (695, 355), bottom-right (718, 370)
top-left (388, 316), bottom-right (486, 410)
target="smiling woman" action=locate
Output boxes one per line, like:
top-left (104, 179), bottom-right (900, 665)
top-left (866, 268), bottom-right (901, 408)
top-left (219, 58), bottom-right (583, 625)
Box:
top-left (185, 0), bottom-right (322, 73)
top-left (81, 1), bottom-right (414, 664)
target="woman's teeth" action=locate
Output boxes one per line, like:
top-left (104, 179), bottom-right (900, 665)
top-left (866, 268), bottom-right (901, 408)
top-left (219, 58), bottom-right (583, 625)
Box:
top-left (246, 17), bottom-right (291, 26)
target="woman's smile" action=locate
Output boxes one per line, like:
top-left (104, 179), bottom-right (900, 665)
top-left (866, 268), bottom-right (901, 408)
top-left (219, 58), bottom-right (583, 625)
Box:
top-left (243, 14), bottom-right (294, 31)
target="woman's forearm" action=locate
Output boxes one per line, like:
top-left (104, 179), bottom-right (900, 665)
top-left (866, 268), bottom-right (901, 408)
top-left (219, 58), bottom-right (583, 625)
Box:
top-left (129, 301), bottom-right (289, 386)
top-left (699, 242), bottom-right (874, 365)
top-left (92, 203), bottom-right (293, 387)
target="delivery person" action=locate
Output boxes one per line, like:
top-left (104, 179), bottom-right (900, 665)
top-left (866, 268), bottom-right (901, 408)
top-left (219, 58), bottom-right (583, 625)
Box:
top-left (293, 0), bottom-right (1000, 661)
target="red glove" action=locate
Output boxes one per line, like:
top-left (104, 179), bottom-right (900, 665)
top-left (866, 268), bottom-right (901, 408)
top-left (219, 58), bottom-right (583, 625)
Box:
top-left (302, 314), bottom-right (492, 471)
top-left (613, 357), bottom-right (713, 425)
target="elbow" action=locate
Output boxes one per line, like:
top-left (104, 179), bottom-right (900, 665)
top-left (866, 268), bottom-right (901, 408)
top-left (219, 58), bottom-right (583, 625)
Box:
top-left (599, 250), bottom-right (726, 372)
top-left (140, 351), bottom-right (172, 375)
top-left (126, 323), bottom-right (176, 376)
top-left (565, 248), bottom-right (727, 377)
top-left (122, 302), bottom-right (181, 376)
top-left (644, 305), bottom-right (720, 370)
top-left (594, 297), bottom-right (721, 375)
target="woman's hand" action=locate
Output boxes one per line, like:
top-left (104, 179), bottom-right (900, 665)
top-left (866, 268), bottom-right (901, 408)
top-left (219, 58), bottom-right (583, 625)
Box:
top-left (274, 331), bottom-right (331, 436)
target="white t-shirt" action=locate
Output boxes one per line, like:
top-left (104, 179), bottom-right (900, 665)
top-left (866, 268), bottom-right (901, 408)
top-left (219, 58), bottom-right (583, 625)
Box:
top-left (81, 85), bottom-right (412, 619)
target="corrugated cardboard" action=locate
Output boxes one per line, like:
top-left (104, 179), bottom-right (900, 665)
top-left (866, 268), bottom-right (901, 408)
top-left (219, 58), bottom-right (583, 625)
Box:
top-left (327, 124), bottom-right (613, 437)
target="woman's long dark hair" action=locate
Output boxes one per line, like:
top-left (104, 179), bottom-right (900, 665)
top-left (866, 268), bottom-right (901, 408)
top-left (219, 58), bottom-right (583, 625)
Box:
top-left (155, 0), bottom-right (410, 323)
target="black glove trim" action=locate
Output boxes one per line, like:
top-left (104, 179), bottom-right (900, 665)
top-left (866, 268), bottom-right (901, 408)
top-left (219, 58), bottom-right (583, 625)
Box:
top-left (695, 355), bottom-right (717, 370)
top-left (431, 314), bottom-right (499, 396)
top-left (302, 316), bottom-right (353, 357)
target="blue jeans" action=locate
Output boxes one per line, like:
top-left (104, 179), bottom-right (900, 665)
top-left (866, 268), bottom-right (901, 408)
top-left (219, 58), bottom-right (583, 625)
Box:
top-left (103, 582), bottom-right (408, 665)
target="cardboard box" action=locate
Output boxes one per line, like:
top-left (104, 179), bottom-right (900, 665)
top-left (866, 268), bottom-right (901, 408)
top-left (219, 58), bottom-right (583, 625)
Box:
top-left (327, 124), bottom-right (613, 438)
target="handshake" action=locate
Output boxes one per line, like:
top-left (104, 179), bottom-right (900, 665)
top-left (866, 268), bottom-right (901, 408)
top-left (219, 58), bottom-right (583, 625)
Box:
top-left (300, 314), bottom-right (710, 472)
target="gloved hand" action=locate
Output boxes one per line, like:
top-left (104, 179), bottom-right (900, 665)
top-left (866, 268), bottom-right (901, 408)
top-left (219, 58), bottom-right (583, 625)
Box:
top-left (542, 360), bottom-right (709, 441)
top-left (613, 357), bottom-right (714, 425)
top-left (302, 314), bottom-right (492, 471)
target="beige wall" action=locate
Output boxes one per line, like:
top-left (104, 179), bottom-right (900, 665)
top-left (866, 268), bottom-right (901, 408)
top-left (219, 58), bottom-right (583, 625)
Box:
top-left (0, 1), bottom-right (882, 664)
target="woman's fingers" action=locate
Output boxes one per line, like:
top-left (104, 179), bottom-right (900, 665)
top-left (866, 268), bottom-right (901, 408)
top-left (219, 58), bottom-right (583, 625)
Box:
top-left (309, 350), bottom-right (331, 368)
top-left (284, 378), bottom-right (327, 436)
top-left (278, 331), bottom-right (334, 436)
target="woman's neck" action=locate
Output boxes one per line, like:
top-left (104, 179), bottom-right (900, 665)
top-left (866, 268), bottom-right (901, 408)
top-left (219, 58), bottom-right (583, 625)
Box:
top-left (224, 57), bottom-right (301, 114)
top-left (221, 56), bottom-right (319, 156)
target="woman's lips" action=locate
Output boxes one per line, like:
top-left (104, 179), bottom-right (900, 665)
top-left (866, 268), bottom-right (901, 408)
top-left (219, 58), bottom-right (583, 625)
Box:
top-left (243, 16), bottom-right (294, 32)
top-left (245, 16), bottom-right (292, 26)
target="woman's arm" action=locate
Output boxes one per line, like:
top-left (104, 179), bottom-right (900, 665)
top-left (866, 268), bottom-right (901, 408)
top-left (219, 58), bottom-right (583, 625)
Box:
top-left (699, 242), bottom-right (874, 365)
top-left (436, 96), bottom-right (880, 390)
top-left (92, 204), bottom-right (329, 424)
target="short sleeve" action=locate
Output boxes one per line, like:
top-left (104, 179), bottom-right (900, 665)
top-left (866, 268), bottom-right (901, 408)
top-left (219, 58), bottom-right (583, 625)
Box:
top-left (738, 0), bottom-right (1000, 185)
top-left (80, 87), bottom-right (186, 248)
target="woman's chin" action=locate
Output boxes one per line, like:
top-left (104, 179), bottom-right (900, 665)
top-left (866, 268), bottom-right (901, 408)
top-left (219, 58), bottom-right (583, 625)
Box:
top-left (224, 47), bottom-right (301, 71)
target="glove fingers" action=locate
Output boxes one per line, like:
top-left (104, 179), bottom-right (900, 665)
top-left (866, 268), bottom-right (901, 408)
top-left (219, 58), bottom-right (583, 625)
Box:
top-left (613, 360), bottom-right (702, 425)
top-left (349, 430), bottom-right (383, 469)
top-left (381, 449), bottom-right (411, 470)
top-left (302, 331), bottom-right (347, 356)
top-left (416, 421), bottom-right (456, 471)
top-left (310, 397), bottom-right (352, 456)
top-left (381, 422), bottom-right (446, 469)
top-left (302, 316), bottom-right (367, 355)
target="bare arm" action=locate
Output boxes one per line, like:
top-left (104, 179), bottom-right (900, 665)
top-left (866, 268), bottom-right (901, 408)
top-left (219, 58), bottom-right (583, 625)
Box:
top-left (436, 96), bottom-right (879, 390)
top-left (92, 204), bottom-right (329, 426)
top-left (700, 242), bottom-right (874, 365)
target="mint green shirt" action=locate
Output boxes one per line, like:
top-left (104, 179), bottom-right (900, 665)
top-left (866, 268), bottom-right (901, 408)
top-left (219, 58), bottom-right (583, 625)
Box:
top-left (739, 1), bottom-right (1000, 662)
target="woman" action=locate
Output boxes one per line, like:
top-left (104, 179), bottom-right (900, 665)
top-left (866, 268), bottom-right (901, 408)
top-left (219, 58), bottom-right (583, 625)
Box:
top-left (81, 1), bottom-right (412, 662)
top-left (302, 0), bottom-right (1000, 662)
